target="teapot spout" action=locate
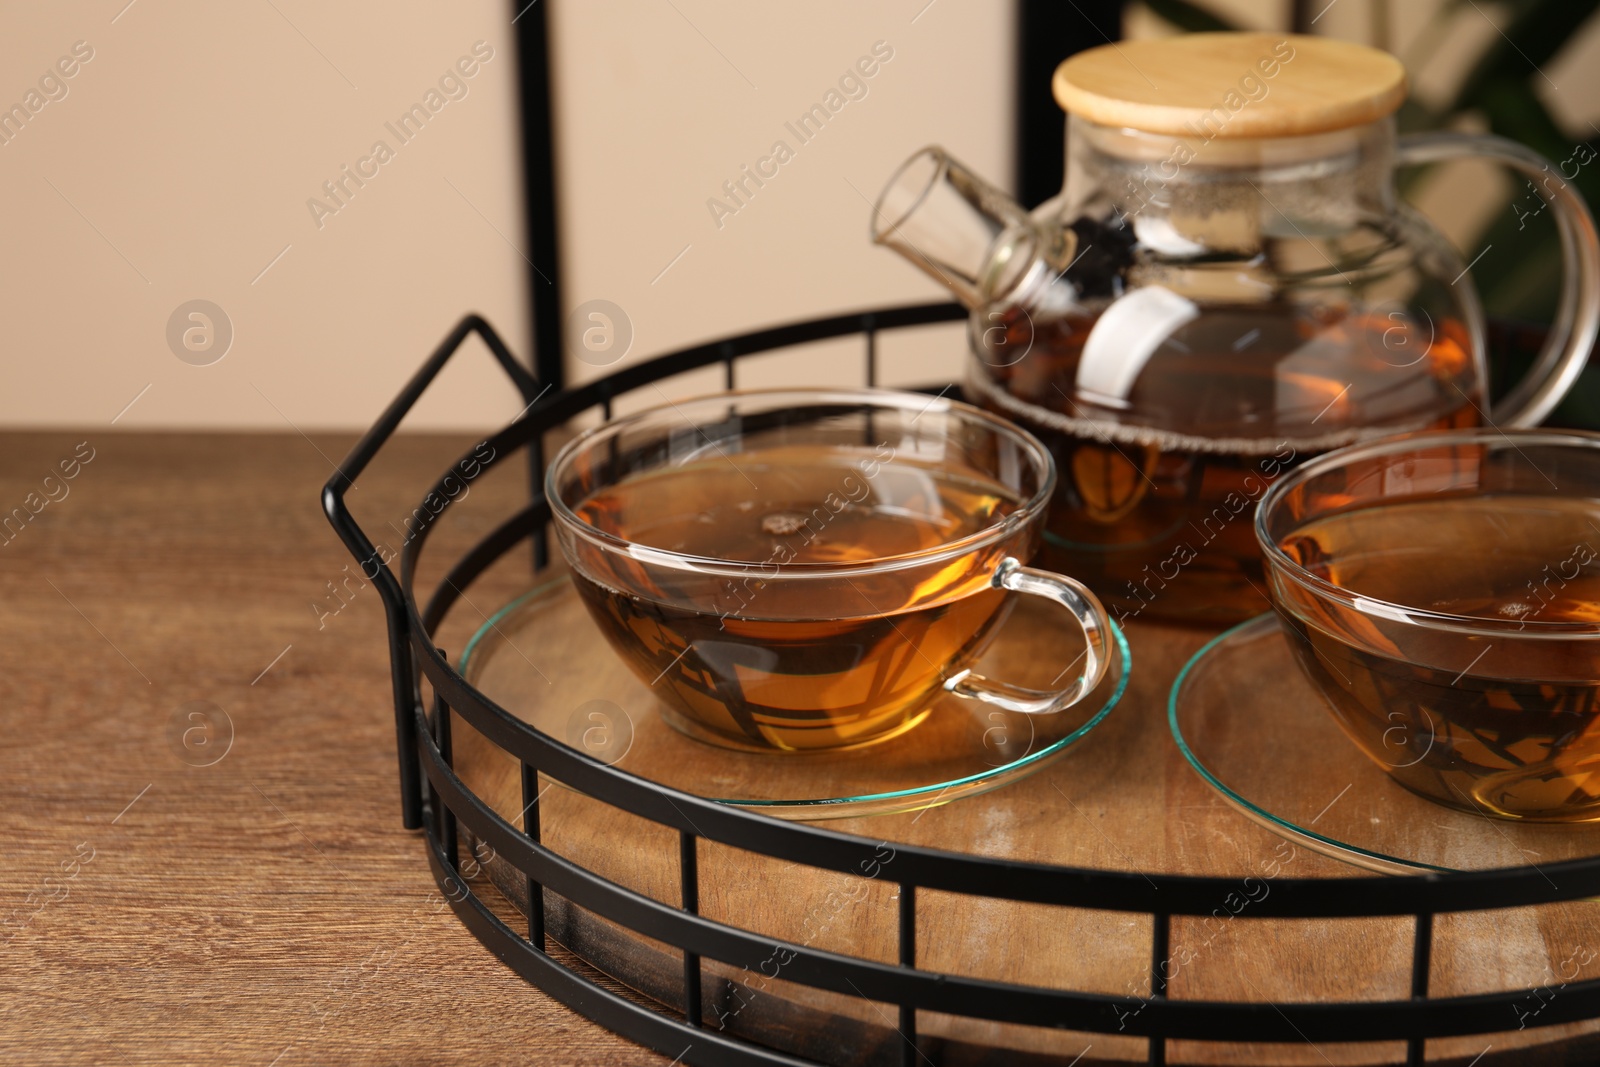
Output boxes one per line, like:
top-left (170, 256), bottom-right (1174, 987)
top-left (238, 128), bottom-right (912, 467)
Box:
top-left (871, 146), bottom-right (1056, 310)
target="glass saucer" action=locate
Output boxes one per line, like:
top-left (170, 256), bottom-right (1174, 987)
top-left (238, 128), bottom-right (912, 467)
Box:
top-left (1170, 614), bottom-right (1600, 875)
top-left (457, 568), bottom-right (1129, 820)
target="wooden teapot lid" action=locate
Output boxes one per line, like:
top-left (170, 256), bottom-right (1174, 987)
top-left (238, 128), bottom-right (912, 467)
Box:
top-left (1053, 32), bottom-right (1407, 138)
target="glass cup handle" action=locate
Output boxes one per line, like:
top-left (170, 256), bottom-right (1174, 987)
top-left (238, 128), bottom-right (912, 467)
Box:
top-left (944, 557), bottom-right (1113, 715)
top-left (1395, 132), bottom-right (1600, 428)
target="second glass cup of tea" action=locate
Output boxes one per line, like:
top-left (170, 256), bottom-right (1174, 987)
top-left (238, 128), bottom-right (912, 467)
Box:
top-left (547, 388), bottom-right (1113, 753)
top-left (1257, 428), bottom-right (1600, 821)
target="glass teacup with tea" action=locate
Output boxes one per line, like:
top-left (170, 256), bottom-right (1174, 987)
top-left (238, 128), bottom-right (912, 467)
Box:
top-left (1258, 428), bottom-right (1600, 822)
top-left (547, 388), bottom-right (1112, 753)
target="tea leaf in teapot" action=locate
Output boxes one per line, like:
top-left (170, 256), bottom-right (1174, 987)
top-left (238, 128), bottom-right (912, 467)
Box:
top-left (1069, 442), bottom-right (1156, 524)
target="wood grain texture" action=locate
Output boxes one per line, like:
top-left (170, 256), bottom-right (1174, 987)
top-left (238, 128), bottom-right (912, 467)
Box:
top-left (0, 430), bottom-right (664, 1066)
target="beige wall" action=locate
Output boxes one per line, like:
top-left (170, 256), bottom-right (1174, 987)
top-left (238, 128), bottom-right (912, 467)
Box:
top-left (6, 2), bottom-right (1597, 430)
top-left (0, 1), bottom-right (1011, 431)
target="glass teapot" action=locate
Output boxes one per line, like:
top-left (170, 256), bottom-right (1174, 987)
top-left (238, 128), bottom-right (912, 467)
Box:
top-left (871, 32), bottom-right (1599, 626)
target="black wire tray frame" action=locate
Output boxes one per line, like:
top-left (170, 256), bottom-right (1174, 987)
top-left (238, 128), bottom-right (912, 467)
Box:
top-left (321, 304), bottom-right (1600, 1067)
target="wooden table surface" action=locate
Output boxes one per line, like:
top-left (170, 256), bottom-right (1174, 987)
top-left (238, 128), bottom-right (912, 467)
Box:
top-left (4, 430), bottom-right (1596, 1066)
top-left (0, 430), bottom-right (665, 1066)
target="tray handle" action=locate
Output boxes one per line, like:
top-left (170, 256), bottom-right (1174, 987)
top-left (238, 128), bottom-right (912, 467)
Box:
top-left (321, 314), bottom-right (543, 828)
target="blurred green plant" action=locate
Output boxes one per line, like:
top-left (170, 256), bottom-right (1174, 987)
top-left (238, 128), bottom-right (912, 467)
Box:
top-left (1141, 0), bottom-right (1600, 428)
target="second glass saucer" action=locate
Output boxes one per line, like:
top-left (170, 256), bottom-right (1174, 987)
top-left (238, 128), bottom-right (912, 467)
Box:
top-left (1170, 614), bottom-right (1600, 875)
top-left (458, 568), bottom-right (1129, 820)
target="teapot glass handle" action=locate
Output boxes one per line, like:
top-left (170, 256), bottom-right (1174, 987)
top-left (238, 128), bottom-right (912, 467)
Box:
top-left (1395, 132), bottom-right (1600, 428)
top-left (944, 557), bottom-right (1113, 715)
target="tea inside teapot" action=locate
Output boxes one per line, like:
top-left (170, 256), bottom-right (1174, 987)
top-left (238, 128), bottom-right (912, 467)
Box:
top-left (872, 32), bottom-right (1596, 625)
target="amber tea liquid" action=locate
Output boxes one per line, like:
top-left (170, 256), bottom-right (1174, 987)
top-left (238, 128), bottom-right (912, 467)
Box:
top-left (1278, 494), bottom-right (1600, 821)
top-left (570, 445), bottom-right (1024, 751)
top-left (970, 304), bottom-right (1476, 624)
